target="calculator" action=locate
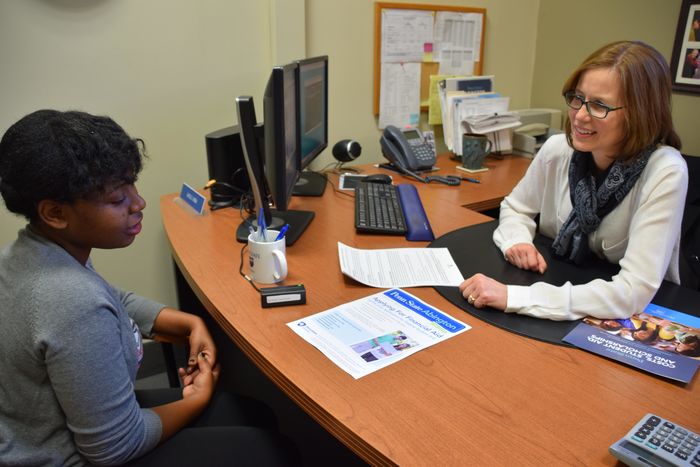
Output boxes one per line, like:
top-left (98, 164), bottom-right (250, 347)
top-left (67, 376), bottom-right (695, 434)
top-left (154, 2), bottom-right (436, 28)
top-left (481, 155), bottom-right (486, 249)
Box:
top-left (610, 414), bottom-right (700, 467)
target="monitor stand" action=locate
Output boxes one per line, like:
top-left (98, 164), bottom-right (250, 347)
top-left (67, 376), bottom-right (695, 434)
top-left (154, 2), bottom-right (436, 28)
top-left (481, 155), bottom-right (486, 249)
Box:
top-left (292, 171), bottom-right (326, 196)
top-left (236, 209), bottom-right (315, 246)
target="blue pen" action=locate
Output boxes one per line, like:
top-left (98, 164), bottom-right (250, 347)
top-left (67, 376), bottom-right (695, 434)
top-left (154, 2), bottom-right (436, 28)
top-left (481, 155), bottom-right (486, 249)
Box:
top-left (257, 208), bottom-right (267, 241)
top-left (460, 176), bottom-right (481, 184)
top-left (275, 224), bottom-right (290, 241)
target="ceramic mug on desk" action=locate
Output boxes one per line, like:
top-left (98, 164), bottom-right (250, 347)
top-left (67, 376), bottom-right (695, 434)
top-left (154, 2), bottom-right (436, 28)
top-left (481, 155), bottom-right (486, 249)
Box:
top-left (247, 230), bottom-right (288, 284)
top-left (462, 133), bottom-right (492, 171)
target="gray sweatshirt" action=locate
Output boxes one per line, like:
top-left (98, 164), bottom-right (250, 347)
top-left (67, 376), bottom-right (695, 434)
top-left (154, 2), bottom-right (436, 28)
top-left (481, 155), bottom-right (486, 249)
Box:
top-left (0, 228), bottom-right (164, 466)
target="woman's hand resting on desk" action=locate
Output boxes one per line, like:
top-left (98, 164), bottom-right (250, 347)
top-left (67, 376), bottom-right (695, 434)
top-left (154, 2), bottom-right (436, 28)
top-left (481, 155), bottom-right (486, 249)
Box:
top-left (504, 243), bottom-right (548, 274)
top-left (459, 243), bottom-right (547, 310)
top-left (459, 274), bottom-right (508, 310)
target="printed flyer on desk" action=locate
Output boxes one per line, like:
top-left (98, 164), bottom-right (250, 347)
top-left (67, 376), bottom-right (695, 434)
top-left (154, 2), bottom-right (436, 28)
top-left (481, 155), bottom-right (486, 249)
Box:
top-left (563, 303), bottom-right (700, 383)
top-left (287, 288), bottom-right (470, 379)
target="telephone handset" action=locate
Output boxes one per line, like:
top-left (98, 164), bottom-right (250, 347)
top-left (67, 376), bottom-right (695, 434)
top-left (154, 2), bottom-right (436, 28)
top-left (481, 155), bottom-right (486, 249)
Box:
top-left (379, 125), bottom-right (436, 173)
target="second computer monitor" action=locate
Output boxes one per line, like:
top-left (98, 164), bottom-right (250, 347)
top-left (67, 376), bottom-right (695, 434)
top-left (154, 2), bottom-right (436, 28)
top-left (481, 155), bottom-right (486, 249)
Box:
top-left (264, 62), bottom-right (299, 212)
top-left (298, 55), bottom-right (328, 168)
top-left (294, 55), bottom-right (328, 196)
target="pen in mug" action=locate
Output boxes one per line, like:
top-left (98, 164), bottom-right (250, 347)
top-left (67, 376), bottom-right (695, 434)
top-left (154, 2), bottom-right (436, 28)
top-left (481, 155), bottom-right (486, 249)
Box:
top-left (257, 208), bottom-right (267, 241)
top-left (275, 224), bottom-right (290, 241)
top-left (254, 209), bottom-right (261, 239)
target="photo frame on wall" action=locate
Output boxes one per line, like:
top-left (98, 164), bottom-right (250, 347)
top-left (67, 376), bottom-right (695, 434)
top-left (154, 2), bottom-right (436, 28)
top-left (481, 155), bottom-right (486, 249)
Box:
top-left (671, 0), bottom-right (700, 93)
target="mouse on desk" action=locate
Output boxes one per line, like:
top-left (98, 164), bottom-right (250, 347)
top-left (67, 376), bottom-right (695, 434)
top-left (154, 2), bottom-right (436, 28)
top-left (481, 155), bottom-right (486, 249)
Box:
top-left (363, 174), bottom-right (393, 184)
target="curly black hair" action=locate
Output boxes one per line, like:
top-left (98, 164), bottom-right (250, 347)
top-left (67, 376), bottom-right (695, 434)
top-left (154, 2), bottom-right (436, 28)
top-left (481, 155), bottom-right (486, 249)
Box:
top-left (0, 110), bottom-right (145, 222)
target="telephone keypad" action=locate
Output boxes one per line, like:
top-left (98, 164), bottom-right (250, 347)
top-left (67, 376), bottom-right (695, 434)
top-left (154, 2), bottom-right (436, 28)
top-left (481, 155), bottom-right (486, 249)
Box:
top-left (409, 141), bottom-right (435, 165)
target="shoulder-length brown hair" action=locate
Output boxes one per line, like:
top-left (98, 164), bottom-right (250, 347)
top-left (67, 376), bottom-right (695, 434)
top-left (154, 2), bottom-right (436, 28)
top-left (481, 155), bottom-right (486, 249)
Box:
top-left (562, 40), bottom-right (681, 160)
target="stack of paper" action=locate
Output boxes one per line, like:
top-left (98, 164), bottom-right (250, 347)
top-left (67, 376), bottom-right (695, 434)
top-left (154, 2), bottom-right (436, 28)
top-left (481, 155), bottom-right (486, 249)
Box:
top-left (462, 111), bottom-right (521, 133)
top-left (462, 110), bottom-right (521, 154)
top-left (438, 76), bottom-right (521, 155)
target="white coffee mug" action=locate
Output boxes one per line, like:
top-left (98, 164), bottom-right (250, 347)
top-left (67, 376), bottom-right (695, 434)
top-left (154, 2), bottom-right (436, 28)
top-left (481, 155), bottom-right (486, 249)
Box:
top-left (247, 229), bottom-right (288, 284)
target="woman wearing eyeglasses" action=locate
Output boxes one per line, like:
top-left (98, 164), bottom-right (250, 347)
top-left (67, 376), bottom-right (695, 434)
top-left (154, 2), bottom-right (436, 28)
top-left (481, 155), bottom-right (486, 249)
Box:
top-left (459, 40), bottom-right (688, 321)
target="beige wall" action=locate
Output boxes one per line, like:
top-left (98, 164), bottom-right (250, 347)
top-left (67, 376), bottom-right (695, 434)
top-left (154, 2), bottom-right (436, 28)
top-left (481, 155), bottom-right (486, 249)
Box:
top-left (532, 0), bottom-right (699, 156)
top-left (305, 0), bottom-right (540, 167)
top-left (0, 0), bottom-right (695, 308)
top-left (0, 1), bottom-right (290, 306)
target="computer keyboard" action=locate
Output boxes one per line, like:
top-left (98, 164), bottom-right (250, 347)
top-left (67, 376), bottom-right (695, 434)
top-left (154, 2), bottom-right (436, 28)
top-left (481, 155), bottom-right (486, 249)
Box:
top-left (355, 182), bottom-right (406, 234)
top-left (355, 182), bottom-right (435, 241)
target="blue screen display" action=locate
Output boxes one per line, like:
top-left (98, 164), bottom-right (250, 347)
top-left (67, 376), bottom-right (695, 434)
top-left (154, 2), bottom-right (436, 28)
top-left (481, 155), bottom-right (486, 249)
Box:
top-left (298, 58), bottom-right (327, 167)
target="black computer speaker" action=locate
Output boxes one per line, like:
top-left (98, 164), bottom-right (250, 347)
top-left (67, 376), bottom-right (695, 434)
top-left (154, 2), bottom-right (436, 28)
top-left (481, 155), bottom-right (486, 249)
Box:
top-left (332, 139), bottom-right (362, 162)
top-left (205, 125), bottom-right (251, 209)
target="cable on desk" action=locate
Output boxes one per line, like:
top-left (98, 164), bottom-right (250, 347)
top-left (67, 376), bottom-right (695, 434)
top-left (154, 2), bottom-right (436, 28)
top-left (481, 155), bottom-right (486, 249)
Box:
top-left (239, 242), bottom-right (262, 293)
top-left (323, 171), bottom-right (355, 200)
top-left (324, 160), bottom-right (361, 174)
top-left (204, 168), bottom-right (251, 211)
top-left (238, 192), bottom-right (255, 224)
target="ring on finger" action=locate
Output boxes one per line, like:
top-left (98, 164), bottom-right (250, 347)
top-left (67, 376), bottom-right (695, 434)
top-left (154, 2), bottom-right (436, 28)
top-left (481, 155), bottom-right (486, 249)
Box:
top-left (467, 294), bottom-right (476, 305)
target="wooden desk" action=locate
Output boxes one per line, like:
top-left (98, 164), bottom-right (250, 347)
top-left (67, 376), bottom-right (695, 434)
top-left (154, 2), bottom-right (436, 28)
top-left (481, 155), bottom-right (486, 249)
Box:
top-left (160, 167), bottom-right (698, 465)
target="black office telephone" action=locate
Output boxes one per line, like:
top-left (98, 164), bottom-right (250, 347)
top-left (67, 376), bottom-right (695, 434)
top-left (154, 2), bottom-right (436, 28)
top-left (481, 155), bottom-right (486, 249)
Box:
top-left (379, 125), bottom-right (436, 172)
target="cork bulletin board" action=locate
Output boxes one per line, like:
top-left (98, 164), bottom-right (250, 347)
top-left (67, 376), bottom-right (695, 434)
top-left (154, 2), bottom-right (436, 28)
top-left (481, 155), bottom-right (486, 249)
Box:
top-left (373, 2), bottom-right (486, 116)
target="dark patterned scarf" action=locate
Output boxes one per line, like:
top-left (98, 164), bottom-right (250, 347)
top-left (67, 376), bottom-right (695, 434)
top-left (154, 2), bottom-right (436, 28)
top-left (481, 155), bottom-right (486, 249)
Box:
top-left (552, 147), bottom-right (653, 264)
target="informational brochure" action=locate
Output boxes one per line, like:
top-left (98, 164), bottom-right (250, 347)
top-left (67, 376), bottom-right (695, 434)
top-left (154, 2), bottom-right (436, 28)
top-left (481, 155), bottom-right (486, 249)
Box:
top-left (337, 242), bottom-right (464, 288)
top-left (563, 303), bottom-right (700, 384)
top-left (287, 288), bottom-right (470, 379)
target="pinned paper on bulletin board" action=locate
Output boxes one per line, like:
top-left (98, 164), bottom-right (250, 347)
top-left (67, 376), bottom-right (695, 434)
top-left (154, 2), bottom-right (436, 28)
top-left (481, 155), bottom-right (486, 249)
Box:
top-left (378, 62), bottom-right (422, 129)
top-left (373, 2), bottom-right (486, 118)
top-left (377, 8), bottom-right (433, 129)
top-left (380, 8), bottom-right (434, 64)
top-left (433, 11), bottom-right (483, 75)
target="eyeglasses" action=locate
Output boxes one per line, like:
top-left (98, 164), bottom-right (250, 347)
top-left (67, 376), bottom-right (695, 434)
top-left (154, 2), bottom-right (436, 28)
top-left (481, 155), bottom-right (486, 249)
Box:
top-left (563, 91), bottom-right (624, 119)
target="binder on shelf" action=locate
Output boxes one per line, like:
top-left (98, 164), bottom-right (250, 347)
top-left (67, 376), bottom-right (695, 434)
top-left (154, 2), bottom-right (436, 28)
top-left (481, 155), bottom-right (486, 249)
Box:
top-left (441, 75), bottom-right (494, 93)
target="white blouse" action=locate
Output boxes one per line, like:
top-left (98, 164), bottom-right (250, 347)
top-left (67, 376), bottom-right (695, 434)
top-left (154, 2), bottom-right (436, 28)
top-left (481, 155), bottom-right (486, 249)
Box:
top-left (493, 134), bottom-right (688, 321)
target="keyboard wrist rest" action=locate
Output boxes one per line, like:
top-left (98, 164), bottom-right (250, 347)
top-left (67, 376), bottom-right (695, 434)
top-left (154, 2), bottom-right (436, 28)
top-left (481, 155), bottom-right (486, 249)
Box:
top-left (397, 184), bottom-right (435, 241)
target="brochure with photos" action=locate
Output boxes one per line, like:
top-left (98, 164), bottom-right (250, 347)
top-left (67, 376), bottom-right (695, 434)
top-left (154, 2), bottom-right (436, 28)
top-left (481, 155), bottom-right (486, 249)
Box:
top-left (562, 303), bottom-right (700, 383)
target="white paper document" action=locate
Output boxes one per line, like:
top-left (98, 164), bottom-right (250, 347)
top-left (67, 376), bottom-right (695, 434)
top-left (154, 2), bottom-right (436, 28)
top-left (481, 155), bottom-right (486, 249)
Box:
top-left (378, 62), bottom-right (421, 129)
top-left (462, 111), bottom-right (520, 133)
top-left (380, 9), bottom-right (434, 63)
top-left (287, 288), bottom-right (470, 379)
top-left (453, 96), bottom-right (511, 155)
top-left (434, 11), bottom-right (483, 75)
top-left (438, 49), bottom-right (475, 76)
top-left (337, 242), bottom-right (464, 288)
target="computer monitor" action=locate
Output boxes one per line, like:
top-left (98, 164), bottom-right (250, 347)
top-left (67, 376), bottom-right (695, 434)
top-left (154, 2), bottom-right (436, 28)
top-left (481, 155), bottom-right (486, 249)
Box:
top-left (293, 55), bottom-right (328, 196)
top-left (264, 62), bottom-right (301, 212)
top-left (234, 66), bottom-right (314, 246)
top-left (235, 96), bottom-right (270, 231)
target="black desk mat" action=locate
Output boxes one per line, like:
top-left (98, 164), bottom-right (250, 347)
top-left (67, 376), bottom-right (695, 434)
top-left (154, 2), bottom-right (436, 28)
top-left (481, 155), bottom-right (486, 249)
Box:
top-left (429, 221), bottom-right (622, 346)
top-left (430, 221), bottom-right (700, 346)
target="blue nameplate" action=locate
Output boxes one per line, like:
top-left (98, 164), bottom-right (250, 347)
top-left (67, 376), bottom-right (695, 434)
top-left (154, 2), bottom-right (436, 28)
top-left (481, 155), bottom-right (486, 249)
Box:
top-left (178, 183), bottom-right (206, 214)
